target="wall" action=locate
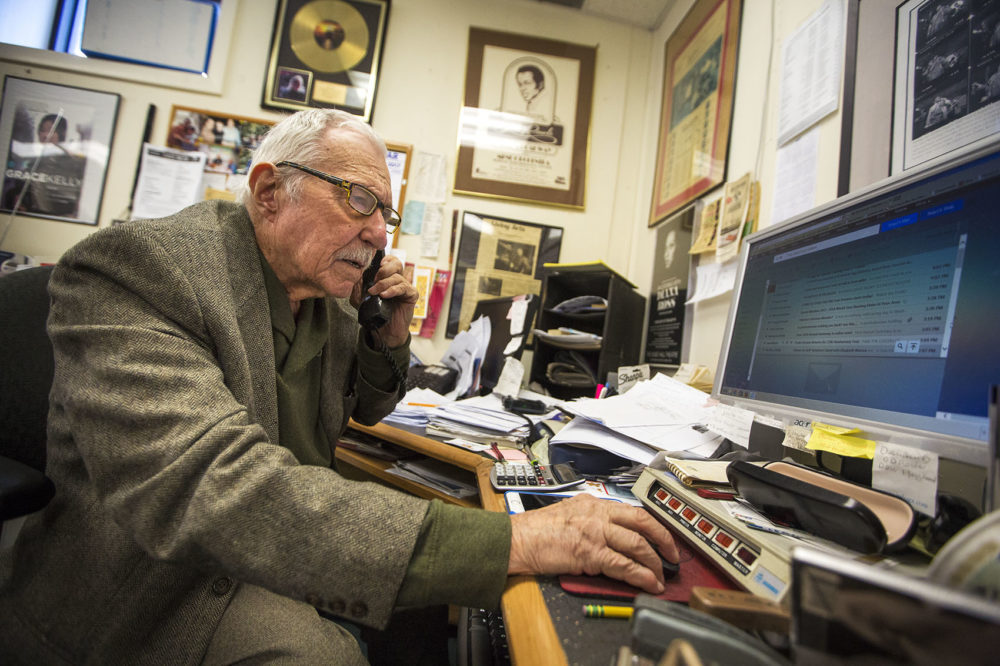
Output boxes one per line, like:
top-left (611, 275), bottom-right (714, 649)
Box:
top-left (0, 0), bottom-right (852, 373)
top-left (628, 0), bottom-right (851, 375)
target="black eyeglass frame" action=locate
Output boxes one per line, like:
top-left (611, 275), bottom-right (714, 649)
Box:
top-left (275, 160), bottom-right (400, 233)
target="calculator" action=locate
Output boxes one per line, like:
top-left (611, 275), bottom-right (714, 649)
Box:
top-left (490, 461), bottom-right (585, 492)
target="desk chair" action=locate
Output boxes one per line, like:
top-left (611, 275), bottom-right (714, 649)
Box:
top-left (0, 265), bottom-right (56, 548)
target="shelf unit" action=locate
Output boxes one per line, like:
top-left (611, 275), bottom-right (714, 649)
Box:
top-left (528, 265), bottom-right (645, 399)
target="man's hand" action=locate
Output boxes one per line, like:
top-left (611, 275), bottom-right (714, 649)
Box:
top-left (508, 494), bottom-right (679, 594)
top-left (352, 253), bottom-right (417, 348)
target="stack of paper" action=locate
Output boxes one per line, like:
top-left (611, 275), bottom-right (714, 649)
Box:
top-left (385, 458), bottom-right (478, 499)
top-left (383, 388), bottom-right (450, 431)
top-left (426, 394), bottom-right (533, 445)
top-left (550, 374), bottom-right (728, 463)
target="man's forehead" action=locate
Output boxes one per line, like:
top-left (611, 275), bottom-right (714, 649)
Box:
top-left (321, 128), bottom-right (390, 191)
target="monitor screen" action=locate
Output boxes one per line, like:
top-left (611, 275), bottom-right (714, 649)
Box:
top-left (715, 138), bottom-right (1000, 465)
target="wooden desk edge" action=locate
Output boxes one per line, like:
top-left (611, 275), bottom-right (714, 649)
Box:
top-left (349, 421), bottom-right (568, 666)
top-left (477, 460), bottom-right (568, 666)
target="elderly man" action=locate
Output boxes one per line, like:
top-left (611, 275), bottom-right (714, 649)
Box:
top-left (0, 109), bottom-right (676, 663)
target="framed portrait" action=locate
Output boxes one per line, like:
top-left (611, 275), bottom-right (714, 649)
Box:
top-left (446, 212), bottom-right (562, 338)
top-left (454, 28), bottom-right (596, 209)
top-left (262, 0), bottom-right (390, 121)
top-left (166, 106), bottom-right (275, 192)
top-left (648, 0), bottom-right (743, 227)
top-left (891, 0), bottom-right (1000, 174)
top-left (0, 76), bottom-right (120, 226)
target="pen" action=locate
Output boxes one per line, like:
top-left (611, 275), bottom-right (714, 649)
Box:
top-left (490, 443), bottom-right (505, 461)
top-left (406, 402), bottom-right (437, 407)
top-left (583, 604), bottom-right (633, 619)
top-left (594, 384), bottom-right (605, 399)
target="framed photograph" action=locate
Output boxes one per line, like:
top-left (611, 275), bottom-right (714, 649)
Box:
top-left (454, 28), bottom-right (596, 209)
top-left (446, 212), bottom-right (562, 338)
top-left (0, 76), bottom-right (120, 226)
top-left (166, 106), bottom-right (275, 193)
top-left (891, 0), bottom-right (1000, 174)
top-left (648, 0), bottom-right (743, 227)
top-left (385, 141), bottom-right (411, 248)
top-left (262, 0), bottom-right (390, 121)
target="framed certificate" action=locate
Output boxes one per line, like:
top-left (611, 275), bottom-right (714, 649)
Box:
top-left (454, 28), bottom-right (595, 209)
top-left (262, 0), bottom-right (390, 121)
top-left (648, 0), bottom-right (743, 226)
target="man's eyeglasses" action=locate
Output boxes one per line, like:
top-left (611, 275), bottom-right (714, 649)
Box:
top-left (275, 161), bottom-right (400, 234)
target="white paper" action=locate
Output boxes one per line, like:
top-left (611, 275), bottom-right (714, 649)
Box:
top-left (686, 261), bottom-right (738, 304)
top-left (706, 403), bottom-right (756, 448)
top-left (873, 442), bottom-right (939, 516)
top-left (131, 143), bottom-right (206, 219)
top-left (409, 151), bottom-right (448, 203)
top-left (777, 0), bottom-right (844, 145)
top-left (550, 417), bottom-right (657, 465)
top-left (771, 129), bottom-right (819, 225)
top-left (508, 299), bottom-right (529, 335)
top-left (420, 203), bottom-right (445, 258)
top-left (493, 357), bottom-right (525, 397)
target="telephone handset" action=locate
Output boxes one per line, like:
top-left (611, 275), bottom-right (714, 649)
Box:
top-left (358, 250), bottom-right (392, 330)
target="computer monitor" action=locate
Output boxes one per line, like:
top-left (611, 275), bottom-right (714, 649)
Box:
top-left (715, 137), bottom-right (1000, 466)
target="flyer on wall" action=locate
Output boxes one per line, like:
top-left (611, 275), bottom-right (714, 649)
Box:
top-left (644, 208), bottom-right (694, 367)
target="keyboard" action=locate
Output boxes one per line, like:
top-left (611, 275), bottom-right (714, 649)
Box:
top-left (406, 364), bottom-right (457, 394)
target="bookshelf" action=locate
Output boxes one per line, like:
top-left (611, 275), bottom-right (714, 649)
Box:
top-left (529, 264), bottom-right (645, 399)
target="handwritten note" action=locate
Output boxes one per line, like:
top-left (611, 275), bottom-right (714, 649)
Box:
top-left (872, 442), bottom-right (938, 516)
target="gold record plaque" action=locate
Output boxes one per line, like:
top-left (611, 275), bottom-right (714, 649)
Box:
top-left (263, 0), bottom-right (390, 121)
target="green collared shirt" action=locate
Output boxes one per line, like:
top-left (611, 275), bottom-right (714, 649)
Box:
top-left (259, 251), bottom-right (510, 609)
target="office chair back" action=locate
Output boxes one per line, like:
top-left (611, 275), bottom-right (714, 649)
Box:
top-left (0, 266), bottom-right (56, 536)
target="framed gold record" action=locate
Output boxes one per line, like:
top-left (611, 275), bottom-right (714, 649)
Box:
top-left (262, 0), bottom-right (390, 121)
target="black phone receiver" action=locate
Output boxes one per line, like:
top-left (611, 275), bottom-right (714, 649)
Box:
top-left (358, 250), bottom-right (392, 330)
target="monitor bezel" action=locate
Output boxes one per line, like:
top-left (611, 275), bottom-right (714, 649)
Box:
top-left (713, 135), bottom-right (1000, 467)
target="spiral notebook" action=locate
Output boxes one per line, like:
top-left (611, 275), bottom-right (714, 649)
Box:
top-left (662, 458), bottom-right (735, 487)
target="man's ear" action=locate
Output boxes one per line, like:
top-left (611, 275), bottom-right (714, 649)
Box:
top-left (248, 162), bottom-right (279, 215)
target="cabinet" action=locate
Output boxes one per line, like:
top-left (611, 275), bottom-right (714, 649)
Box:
top-left (528, 264), bottom-right (645, 399)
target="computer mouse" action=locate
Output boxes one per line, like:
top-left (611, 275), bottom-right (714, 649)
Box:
top-left (648, 540), bottom-right (680, 579)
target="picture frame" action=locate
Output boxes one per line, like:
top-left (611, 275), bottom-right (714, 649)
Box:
top-left (166, 106), bottom-right (275, 192)
top-left (446, 211), bottom-right (562, 338)
top-left (261, 0), bottom-right (390, 121)
top-left (891, 0), bottom-right (1000, 175)
top-left (385, 141), bottom-right (411, 248)
top-left (0, 76), bottom-right (120, 226)
top-left (454, 28), bottom-right (596, 209)
top-left (648, 0), bottom-right (743, 227)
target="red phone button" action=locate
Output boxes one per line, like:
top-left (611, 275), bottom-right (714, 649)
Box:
top-left (714, 532), bottom-right (733, 548)
top-left (681, 507), bottom-right (697, 522)
top-left (697, 519), bottom-right (714, 534)
top-left (667, 498), bottom-right (682, 511)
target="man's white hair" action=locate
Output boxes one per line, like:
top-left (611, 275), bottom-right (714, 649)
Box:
top-left (236, 108), bottom-right (386, 205)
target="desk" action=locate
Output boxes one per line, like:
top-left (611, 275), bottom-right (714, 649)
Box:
top-left (338, 420), bottom-right (569, 666)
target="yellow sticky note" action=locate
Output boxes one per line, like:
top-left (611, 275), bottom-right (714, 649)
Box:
top-left (806, 427), bottom-right (877, 459)
top-left (810, 422), bottom-right (861, 436)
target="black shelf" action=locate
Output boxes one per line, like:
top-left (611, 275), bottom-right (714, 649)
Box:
top-left (529, 266), bottom-right (645, 399)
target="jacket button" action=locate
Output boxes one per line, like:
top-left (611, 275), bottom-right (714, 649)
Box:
top-left (212, 577), bottom-right (233, 595)
top-left (305, 594), bottom-right (322, 607)
top-left (350, 602), bottom-right (368, 618)
top-left (329, 598), bottom-right (346, 614)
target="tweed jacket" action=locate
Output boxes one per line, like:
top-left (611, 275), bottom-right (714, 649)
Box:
top-left (0, 201), bottom-right (430, 663)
